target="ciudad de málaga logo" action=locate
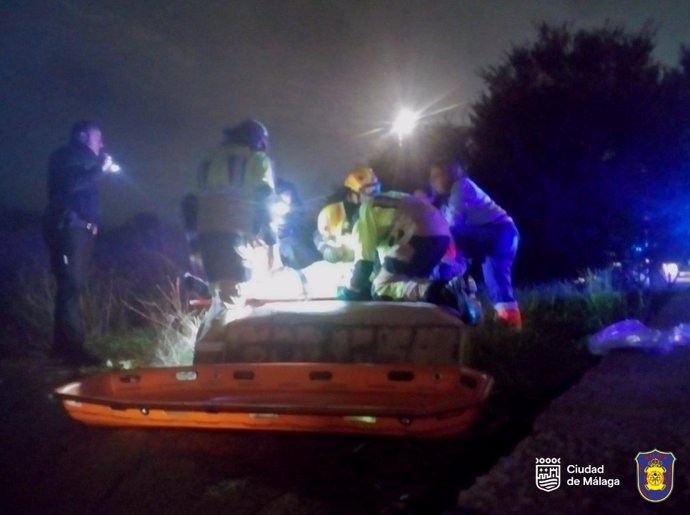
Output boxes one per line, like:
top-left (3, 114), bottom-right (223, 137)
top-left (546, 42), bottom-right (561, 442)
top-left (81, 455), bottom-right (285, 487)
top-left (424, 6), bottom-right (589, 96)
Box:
top-left (536, 458), bottom-right (620, 492)
top-left (536, 450), bottom-right (676, 502)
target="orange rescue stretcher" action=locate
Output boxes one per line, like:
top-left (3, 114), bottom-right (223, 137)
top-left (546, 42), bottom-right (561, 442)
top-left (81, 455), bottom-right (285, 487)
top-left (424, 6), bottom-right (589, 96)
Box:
top-left (54, 362), bottom-right (493, 438)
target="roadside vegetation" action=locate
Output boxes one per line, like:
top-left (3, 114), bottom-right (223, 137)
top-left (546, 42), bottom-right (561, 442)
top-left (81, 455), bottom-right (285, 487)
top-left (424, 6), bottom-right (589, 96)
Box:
top-left (7, 257), bottom-right (200, 367)
top-left (6, 229), bottom-right (655, 398)
top-left (468, 270), bottom-right (649, 415)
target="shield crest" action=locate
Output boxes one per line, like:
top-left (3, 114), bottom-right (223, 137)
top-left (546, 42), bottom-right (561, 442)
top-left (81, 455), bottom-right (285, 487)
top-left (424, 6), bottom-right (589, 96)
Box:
top-left (535, 461), bottom-right (561, 492)
top-left (635, 449), bottom-right (676, 502)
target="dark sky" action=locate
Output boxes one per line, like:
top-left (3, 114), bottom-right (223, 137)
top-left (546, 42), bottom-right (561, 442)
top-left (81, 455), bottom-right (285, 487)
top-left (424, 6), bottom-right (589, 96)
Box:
top-left (2, 0), bottom-right (689, 224)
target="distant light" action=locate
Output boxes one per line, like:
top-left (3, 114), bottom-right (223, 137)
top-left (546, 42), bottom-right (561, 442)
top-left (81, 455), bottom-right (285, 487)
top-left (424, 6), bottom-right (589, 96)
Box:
top-left (109, 162), bottom-right (121, 173)
top-left (391, 108), bottom-right (418, 141)
top-left (661, 262), bottom-right (680, 285)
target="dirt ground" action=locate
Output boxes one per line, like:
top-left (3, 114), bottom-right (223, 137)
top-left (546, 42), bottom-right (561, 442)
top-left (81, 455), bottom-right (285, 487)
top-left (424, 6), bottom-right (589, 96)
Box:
top-left (0, 356), bottom-right (531, 515)
top-left (449, 290), bottom-right (690, 515)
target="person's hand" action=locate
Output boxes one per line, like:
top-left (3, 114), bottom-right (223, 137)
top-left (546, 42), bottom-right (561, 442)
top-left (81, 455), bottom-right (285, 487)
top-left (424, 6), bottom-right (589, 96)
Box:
top-left (336, 286), bottom-right (370, 301)
top-left (322, 245), bottom-right (343, 263)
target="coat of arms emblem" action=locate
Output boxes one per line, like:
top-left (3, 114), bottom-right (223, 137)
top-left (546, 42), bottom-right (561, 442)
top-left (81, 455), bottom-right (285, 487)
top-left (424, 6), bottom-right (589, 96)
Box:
top-left (535, 457), bottom-right (561, 492)
top-left (635, 449), bottom-right (676, 502)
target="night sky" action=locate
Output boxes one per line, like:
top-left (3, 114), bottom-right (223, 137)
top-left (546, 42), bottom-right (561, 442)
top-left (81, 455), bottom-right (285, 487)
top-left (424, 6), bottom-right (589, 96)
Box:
top-left (2, 0), bottom-right (689, 224)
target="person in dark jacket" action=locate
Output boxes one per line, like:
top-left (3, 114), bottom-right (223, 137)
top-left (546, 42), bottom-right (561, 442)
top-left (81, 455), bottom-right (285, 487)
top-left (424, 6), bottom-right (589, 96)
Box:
top-left (273, 177), bottom-right (320, 269)
top-left (43, 120), bottom-right (118, 365)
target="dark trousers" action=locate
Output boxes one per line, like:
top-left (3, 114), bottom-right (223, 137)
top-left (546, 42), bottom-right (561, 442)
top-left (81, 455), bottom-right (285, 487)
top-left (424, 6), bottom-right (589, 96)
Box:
top-left (197, 231), bottom-right (250, 283)
top-left (452, 221), bottom-right (519, 305)
top-left (47, 227), bottom-right (94, 355)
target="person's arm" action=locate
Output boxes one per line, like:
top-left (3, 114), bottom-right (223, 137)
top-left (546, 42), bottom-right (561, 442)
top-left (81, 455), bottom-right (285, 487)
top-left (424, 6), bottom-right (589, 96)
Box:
top-left (52, 151), bottom-right (103, 193)
top-left (447, 179), bottom-right (467, 228)
top-left (246, 152), bottom-right (275, 190)
top-left (354, 202), bottom-right (378, 263)
top-left (243, 152), bottom-right (282, 269)
top-left (346, 204), bottom-right (376, 295)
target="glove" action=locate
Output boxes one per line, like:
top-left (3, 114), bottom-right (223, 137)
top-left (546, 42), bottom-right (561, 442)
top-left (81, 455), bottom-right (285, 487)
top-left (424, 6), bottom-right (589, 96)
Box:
top-left (350, 260), bottom-right (374, 292)
top-left (322, 246), bottom-right (342, 263)
top-left (337, 286), bottom-right (371, 301)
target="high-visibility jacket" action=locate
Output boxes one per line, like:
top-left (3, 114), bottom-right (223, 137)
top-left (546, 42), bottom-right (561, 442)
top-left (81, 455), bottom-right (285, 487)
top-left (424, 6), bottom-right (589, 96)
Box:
top-left (317, 201), bottom-right (348, 240)
top-left (354, 192), bottom-right (451, 263)
top-left (197, 143), bottom-right (275, 237)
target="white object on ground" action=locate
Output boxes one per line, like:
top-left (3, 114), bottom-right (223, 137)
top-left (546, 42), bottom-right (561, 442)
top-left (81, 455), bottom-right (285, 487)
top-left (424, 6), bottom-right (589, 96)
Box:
top-left (587, 319), bottom-right (690, 355)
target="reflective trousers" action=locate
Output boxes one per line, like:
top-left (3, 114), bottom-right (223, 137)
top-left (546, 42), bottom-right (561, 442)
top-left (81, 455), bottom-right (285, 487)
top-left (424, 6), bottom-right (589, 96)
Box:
top-left (372, 235), bottom-right (450, 301)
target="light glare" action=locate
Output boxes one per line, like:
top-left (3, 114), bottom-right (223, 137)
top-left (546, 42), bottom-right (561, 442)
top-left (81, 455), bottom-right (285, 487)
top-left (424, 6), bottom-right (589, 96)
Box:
top-left (661, 262), bottom-right (680, 284)
top-left (391, 108), bottom-right (418, 139)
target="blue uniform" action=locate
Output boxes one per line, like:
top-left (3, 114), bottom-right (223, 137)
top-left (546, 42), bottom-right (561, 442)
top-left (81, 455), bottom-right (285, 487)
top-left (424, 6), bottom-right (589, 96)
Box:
top-left (436, 177), bottom-right (520, 324)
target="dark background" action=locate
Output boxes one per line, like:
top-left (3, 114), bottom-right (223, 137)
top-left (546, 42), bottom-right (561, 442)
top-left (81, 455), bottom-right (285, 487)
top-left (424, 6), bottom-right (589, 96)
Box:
top-left (2, 0), bottom-right (689, 224)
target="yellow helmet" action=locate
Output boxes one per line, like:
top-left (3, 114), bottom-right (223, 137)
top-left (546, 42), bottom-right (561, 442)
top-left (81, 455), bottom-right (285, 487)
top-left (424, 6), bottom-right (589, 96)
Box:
top-left (317, 201), bottom-right (347, 237)
top-left (343, 165), bottom-right (379, 193)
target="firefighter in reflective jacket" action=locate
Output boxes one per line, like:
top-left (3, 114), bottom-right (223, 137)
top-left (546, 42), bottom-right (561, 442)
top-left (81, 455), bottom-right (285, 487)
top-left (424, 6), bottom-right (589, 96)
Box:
top-left (315, 165), bottom-right (379, 262)
top-left (342, 192), bottom-right (481, 324)
top-left (189, 119), bottom-right (277, 304)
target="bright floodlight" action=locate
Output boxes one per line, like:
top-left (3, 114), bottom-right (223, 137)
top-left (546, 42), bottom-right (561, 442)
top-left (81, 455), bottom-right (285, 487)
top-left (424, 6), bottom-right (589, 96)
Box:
top-left (391, 108), bottom-right (418, 140)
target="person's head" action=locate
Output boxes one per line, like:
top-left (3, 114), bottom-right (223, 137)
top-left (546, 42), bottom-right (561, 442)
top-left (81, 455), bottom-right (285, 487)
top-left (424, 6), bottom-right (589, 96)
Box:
top-left (412, 185), bottom-right (432, 203)
top-left (429, 159), bottom-right (463, 196)
top-left (343, 165), bottom-right (380, 204)
top-left (70, 120), bottom-right (103, 156)
top-left (236, 119), bottom-right (269, 151)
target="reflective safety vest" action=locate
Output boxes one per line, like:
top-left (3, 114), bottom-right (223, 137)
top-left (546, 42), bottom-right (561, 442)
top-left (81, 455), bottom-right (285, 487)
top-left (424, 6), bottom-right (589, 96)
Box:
top-left (317, 201), bottom-right (347, 239)
top-left (354, 192), bottom-right (451, 263)
top-left (197, 143), bottom-right (275, 235)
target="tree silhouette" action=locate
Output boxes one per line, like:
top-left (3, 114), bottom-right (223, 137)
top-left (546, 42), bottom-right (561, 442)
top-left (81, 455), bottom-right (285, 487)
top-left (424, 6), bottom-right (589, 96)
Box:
top-left (468, 22), bottom-right (676, 280)
top-left (366, 24), bottom-right (690, 282)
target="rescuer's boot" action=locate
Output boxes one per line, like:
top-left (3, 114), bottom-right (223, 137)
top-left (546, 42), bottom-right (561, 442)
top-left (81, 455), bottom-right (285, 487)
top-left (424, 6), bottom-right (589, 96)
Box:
top-left (495, 304), bottom-right (522, 330)
top-left (425, 276), bottom-right (482, 326)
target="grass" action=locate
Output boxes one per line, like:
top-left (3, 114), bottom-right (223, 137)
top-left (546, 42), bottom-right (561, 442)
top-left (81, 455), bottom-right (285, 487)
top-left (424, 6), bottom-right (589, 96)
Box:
top-left (466, 269), bottom-right (647, 411)
top-left (6, 257), bottom-right (200, 367)
top-left (123, 278), bottom-right (201, 366)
